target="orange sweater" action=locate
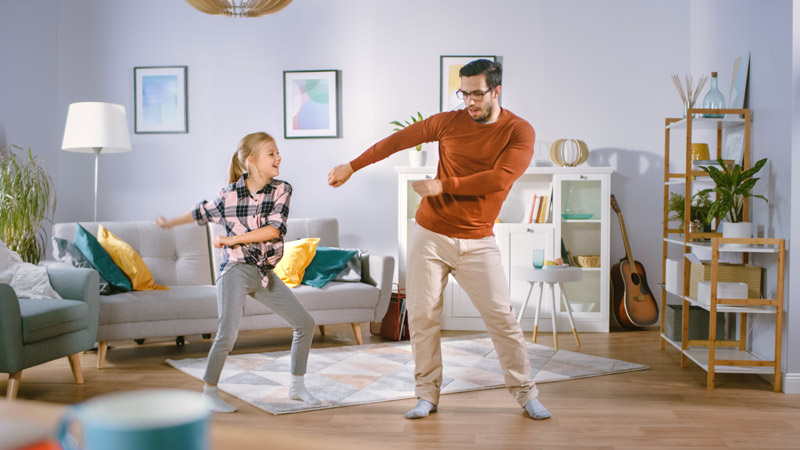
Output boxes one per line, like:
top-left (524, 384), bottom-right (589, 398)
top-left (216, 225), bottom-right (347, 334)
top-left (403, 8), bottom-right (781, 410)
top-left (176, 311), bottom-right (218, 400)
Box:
top-left (351, 108), bottom-right (535, 239)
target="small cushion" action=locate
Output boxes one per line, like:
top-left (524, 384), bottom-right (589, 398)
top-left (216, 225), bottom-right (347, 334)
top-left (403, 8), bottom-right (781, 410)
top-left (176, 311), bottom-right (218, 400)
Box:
top-left (275, 238), bottom-right (320, 288)
top-left (0, 240), bottom-right (60, 299)
top-left (72, 223), bottom-right (132, 292)
top-left (302, 247), bottom-right (357, 289)
top-left (97, 225), bottom-right (168, 291)
top-left (53, 237), bottom-right (116, 295)
top-left (333, 249), bottom-right (367, 282)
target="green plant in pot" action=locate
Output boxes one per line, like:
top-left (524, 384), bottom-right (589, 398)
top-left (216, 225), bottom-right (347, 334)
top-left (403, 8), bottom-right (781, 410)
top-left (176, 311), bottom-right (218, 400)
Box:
top-left (390, 112), bottom-right (426, 166)
top-left (694, 156), bottom-right (768, 241)
top-left (0, 144), bottom-right (57, 264)
top-left (665, 191), bottom-right (715, 232)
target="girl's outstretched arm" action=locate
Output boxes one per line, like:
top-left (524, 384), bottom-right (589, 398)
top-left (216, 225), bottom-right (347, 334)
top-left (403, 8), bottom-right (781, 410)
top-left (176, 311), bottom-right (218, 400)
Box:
top-left (213, 225), bottom-right (280, 248)
top-left (156, 212), bottom-right (194, 229)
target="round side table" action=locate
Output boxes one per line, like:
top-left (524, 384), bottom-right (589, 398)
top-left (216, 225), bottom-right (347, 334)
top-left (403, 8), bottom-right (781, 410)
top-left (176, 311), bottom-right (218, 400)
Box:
top-left (512, 266), bottom-right (582, 350)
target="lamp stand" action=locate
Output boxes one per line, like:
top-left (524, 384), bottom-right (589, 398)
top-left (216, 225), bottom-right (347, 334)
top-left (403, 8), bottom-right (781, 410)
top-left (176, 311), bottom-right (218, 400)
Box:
top-left (93, 147), bottom-right (101, 222)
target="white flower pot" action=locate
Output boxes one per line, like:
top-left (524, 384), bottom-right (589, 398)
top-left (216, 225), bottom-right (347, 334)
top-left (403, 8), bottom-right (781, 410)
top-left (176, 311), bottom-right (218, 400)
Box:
top-left (409, 149), bottom-right (427, 167)
top-left (721, 221), bottom-right (753, 247)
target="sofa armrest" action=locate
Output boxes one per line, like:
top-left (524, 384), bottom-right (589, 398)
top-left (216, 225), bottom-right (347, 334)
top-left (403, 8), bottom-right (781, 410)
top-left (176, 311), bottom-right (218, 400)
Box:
top-left (361, 254), bottom-right (395, 322)
top-left (46, 267), bottom-right (100, 342)
top-left (0, 283), bottom-right (23, 372)
top-left (38, 260), bottom-right (72, 269)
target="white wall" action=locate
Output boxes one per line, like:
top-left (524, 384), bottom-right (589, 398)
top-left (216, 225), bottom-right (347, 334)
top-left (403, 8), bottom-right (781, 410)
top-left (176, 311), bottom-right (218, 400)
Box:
top-left (790, 0), bottom-right (800, 386)
top-left (690, 0), bottom-right (796, 381)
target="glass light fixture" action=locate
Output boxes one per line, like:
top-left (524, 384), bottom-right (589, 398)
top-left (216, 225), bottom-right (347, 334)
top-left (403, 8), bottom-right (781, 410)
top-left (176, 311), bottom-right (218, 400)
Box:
top-left (185, 0), bottom-right (293, 18)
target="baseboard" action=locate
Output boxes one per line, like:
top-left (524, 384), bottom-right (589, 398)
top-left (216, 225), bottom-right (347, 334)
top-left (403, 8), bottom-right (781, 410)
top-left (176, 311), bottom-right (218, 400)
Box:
top-left (782, 372), bottom-right (800, 393)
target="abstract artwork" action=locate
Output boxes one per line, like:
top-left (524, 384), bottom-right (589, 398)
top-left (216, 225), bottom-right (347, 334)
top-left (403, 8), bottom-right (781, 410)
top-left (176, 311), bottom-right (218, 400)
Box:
top-left (439, 55), bottom-right (496, 112)
top-left (133, 66), bottom-right (187, 134)
top-left (283, 70), bottom-right (340, 138)
top-left (728, 51), bottom-right (750, 110)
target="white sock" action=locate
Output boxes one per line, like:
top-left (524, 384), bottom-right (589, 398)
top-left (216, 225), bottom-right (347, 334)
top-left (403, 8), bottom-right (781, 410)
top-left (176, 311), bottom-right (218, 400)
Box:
top-left (202, 385), bottom-right (237, 413)
top-left (524, 398), bottom-right (551, 420)
top-left (404, 399), bottom-right (437, 419)
top-left (289, 375), bottom-right (320, 405)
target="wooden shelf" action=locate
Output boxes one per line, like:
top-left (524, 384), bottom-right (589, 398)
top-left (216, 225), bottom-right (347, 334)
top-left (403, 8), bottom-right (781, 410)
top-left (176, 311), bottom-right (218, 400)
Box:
top-left (682, 347), bottom-right (776, 375)
top-left (665, 116), bottom-right (746, 130)
top-left (682, 296), bottom-right (778, 315)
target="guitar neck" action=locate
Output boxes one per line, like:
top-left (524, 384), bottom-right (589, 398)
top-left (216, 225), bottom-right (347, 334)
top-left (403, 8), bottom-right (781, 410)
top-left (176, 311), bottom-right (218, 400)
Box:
top-left (616, 210), bottom-right (636, 266)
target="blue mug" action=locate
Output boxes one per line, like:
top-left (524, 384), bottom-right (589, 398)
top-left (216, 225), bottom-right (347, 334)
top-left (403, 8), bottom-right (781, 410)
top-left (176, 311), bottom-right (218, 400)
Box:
top-left (57, 389), bottom-right (210, 450)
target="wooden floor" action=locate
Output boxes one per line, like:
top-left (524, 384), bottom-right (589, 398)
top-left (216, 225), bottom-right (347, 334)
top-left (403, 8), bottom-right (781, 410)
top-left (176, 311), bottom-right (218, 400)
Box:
top-left (5, 325), bottom-right (799, 449)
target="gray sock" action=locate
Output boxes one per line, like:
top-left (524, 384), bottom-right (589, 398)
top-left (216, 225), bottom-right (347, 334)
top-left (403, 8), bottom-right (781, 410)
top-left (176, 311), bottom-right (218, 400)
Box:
top-left (524, 398), bottom-right (551, 420)
top-left (405, 399), bottom-right (437, 419)
top-left (289, 375), bottom-right (320, 405)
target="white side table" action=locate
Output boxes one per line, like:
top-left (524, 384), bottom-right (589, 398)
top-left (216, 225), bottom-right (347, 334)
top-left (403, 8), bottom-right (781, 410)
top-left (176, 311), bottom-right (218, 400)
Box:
top-left (512, 266), bottom-right (582, 350)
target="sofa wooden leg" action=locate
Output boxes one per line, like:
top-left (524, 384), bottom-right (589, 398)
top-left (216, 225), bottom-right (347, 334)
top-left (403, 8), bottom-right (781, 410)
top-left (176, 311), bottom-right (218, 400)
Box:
top-left (351, 323), bottom-right (363, 345)
top-left (97, 341), bottom-right (109, 369)
top-left (67, 354), bottom-right (84, 384)
top-left (7, 372), bottom-right (21, 400)
top-left (319, 325), bottom-right (326, 336)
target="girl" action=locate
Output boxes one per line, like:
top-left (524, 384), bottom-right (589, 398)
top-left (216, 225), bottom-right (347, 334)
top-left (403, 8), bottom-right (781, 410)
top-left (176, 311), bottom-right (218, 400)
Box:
top-left (156, 132), bottom-right (318, 413)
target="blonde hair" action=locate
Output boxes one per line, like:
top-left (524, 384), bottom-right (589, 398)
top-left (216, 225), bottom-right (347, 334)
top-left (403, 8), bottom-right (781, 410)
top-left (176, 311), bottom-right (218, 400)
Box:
top-left (228, 132), bottom-right (275, 184)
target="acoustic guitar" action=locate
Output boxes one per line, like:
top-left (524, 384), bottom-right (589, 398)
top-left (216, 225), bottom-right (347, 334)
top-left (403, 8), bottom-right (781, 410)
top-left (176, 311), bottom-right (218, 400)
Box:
top-left (610, 195), bottom-right (659, 329)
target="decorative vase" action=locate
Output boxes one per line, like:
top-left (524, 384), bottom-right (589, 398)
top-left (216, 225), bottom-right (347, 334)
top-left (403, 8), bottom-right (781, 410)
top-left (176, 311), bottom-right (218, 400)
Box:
top-left (721, 221), bottom-right (752, 247)
top-left (549, 139), bottom-right (589, 167)
top-left (408, 149), bottom-right (427, 167)
top-left (702, 71), bottom-right (725, 118)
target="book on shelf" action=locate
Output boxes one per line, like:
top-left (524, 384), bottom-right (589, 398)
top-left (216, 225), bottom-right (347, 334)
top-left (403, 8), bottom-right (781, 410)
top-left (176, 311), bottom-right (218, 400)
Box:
top-left (536, 194), bottom-right (549, 223)
top-left (524, 194), bottom-right (538, 224)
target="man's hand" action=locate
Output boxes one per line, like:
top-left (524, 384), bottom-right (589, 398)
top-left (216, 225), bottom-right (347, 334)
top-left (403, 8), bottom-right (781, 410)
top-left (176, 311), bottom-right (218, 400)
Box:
top-left (412, 179), bottom-right (443, 197)
top-left (213, 235), bottom-right (236, 249)
top-left (328, 163), bottom-right (354, 188)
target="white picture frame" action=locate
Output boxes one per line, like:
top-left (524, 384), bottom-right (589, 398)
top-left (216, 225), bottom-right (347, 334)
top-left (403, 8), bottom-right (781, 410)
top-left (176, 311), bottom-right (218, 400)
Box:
top-left (134, 66), bottom-right (188, 134)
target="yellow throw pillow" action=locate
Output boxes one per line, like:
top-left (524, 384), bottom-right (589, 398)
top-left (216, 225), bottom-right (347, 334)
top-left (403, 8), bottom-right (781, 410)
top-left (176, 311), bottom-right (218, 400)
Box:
top-left (275, 238), bottom-right (320, 288)
top-left (97, 225), bottom-right (169, 291)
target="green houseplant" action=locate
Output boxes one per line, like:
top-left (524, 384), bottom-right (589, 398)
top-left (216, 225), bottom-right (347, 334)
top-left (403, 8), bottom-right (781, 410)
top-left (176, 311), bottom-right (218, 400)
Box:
top-left (0, 144), bottom-right (57, 264)
top-left (694, 157), bottom-right (768, 225)
top-left (665, 191), bottom-right (715, 232)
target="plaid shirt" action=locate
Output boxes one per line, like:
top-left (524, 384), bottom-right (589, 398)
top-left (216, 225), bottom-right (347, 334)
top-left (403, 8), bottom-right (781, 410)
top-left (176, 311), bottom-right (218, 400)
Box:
top-left (192, 175), bottom-right (291, 287)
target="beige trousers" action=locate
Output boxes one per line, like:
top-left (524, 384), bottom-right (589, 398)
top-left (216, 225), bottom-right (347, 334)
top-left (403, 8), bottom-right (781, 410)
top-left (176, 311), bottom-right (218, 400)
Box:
top-left (406, 224), bottom-right (538, 407)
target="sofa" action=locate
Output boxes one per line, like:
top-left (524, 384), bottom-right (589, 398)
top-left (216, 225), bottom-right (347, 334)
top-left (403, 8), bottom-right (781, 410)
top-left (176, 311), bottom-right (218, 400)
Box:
top-left (49, 218), bottom-right (394, 369)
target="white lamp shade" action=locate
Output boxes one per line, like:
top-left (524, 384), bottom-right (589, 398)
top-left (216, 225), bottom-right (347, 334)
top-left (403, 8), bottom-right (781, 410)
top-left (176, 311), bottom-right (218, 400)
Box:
top-left (62, 102), bottom-right (132, 154)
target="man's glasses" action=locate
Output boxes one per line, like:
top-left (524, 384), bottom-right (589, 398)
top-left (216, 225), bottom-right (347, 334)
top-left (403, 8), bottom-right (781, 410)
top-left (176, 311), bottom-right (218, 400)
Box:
top-left (455, 87), bottom-right (494, 101)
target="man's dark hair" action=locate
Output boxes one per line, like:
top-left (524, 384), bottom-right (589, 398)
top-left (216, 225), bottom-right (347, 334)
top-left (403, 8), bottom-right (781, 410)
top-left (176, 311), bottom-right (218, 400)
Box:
top-left (459, 59), bottom-right (502, 90)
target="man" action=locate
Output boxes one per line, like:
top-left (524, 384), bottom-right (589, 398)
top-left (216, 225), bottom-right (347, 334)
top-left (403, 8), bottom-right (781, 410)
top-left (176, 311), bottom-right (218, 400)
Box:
top-left (327, 59), bottom-right (550, 421)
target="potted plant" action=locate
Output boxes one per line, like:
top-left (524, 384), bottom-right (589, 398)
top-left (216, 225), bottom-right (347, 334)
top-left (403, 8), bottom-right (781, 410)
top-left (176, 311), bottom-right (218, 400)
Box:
top-left (695, 156), bottom-right (768, 241)
top-left (390, 112), bottom-right (426, 167)
top-left (665, 191), bottom-right (715, 233)
top-left (0, 144), bottom-right (57, 264)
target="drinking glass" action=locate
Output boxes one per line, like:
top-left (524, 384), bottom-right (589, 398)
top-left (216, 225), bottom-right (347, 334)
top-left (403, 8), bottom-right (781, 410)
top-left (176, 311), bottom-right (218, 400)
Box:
top-left (532, 249), bottom-right (545, 269)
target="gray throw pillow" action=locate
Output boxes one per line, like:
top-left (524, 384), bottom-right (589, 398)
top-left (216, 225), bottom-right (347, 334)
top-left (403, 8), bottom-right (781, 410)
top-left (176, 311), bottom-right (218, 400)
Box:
top-left (333, 249), bottom-right (367, 282)
top-left (52, 237), bottom-right (117, 295)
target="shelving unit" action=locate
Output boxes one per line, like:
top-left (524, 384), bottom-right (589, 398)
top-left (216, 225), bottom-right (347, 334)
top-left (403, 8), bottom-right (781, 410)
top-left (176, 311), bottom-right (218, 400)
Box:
top-left (659, 108), bottom-right (785, 391)
top-left (397, 166), bottom-right (612, 333)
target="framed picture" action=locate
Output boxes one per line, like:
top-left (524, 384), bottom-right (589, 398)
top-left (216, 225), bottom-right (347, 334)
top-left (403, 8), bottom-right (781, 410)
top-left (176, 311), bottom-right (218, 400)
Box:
top-left (723, 129), bottom-right (745, 166)
top-left (283, 70), bottom-right (341, 139)
top-left (439, 55), bottom-right (496, 112)
top-left (728, 51), bottom-right (750, 110)
top-left (133, 66), bottom-right (188, 134)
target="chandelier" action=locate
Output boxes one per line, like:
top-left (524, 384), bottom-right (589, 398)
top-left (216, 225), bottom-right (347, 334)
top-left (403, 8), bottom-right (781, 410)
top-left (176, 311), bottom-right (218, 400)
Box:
top-left (185, 0), bottom-right (293, 18)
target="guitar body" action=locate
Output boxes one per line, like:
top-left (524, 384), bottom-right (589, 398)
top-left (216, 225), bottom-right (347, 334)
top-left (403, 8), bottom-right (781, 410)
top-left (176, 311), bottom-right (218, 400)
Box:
top-left (609, 195), bottom-right (660, 329)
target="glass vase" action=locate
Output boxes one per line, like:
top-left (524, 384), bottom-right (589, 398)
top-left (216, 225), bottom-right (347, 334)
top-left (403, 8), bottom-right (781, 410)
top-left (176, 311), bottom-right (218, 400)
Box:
top-left (702, 71), bottom-right (725, 118)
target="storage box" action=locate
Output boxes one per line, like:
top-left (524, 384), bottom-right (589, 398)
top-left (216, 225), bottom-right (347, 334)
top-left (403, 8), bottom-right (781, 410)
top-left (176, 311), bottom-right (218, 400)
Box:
top-left (697, 281), bottom-right (749, 306)
top-left (689, 262), bottom-right (762, 301)
top-left (663, 304), bottom-right (725, 341)
top-left (665, 258), bottom-right (684, 296)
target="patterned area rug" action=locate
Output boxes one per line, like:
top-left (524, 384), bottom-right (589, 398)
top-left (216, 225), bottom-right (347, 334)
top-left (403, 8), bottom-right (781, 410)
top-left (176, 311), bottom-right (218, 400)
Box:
top-left (167, 334), bottom-right (647, 415)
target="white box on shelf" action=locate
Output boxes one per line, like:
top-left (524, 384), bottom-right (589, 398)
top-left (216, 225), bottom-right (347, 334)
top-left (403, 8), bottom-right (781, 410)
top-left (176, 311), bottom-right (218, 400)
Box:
top-left (665, 258), bottom-right (684, 296)
top-left (697, 281), bottom-right (749, 306)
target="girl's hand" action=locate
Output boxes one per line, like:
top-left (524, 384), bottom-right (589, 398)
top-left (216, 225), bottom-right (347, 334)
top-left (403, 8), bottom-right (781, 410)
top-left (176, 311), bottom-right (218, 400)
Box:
top-left (213, 236), bottom-right (236, 249)
top-left (155, 216), bottom-right (170, 229)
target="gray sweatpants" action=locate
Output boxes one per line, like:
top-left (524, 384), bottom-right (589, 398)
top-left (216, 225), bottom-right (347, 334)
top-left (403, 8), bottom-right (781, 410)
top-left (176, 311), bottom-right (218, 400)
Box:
top-left (203, 264), bottom-right (315, 385)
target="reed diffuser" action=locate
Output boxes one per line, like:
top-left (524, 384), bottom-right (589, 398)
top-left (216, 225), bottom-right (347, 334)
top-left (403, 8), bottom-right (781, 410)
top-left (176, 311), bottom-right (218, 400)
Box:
top-left (670, 73), bottom-right (708, 118)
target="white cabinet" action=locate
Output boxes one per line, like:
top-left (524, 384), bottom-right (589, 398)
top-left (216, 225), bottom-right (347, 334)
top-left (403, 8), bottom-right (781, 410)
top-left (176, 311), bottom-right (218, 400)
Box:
top-left (396, 167), bottom-right (612, 332)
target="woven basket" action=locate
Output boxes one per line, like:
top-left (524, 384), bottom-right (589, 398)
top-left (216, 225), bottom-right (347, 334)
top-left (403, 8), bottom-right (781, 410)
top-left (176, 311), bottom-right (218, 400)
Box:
top-left (574, 255), bottom-right (600, 268)
top-left (689, 262), bottom-right (762, 300)
top-left (663, 304), bottom-right (725, 341)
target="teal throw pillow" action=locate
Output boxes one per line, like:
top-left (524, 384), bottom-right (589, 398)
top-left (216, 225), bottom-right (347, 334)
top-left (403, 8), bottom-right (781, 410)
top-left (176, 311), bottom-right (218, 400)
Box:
top-left (72, 223), bottom-right (132, 292)
top-left (301, 246), bottom-right (358, 289)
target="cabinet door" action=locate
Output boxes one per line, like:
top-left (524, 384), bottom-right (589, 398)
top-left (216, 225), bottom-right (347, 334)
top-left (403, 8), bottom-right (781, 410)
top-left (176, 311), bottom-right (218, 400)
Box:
top-left (554, 173), bottom-right (610, 321)
top-left (397, 170), bottom-right (435, 290)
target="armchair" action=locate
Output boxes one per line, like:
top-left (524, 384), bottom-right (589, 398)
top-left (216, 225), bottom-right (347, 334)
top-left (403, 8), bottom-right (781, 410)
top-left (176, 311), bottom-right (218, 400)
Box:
top-left (0, 267), bottom-right (99, 399)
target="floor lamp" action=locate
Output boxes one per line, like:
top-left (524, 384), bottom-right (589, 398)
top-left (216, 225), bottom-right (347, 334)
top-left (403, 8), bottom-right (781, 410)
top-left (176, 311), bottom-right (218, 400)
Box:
top-left (61, 102), bottom-right (132, 221)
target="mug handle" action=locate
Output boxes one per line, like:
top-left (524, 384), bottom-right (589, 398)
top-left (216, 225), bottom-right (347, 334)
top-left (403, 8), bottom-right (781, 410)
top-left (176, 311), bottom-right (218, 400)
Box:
top-left (57, 405), bottom-right (83, 450)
